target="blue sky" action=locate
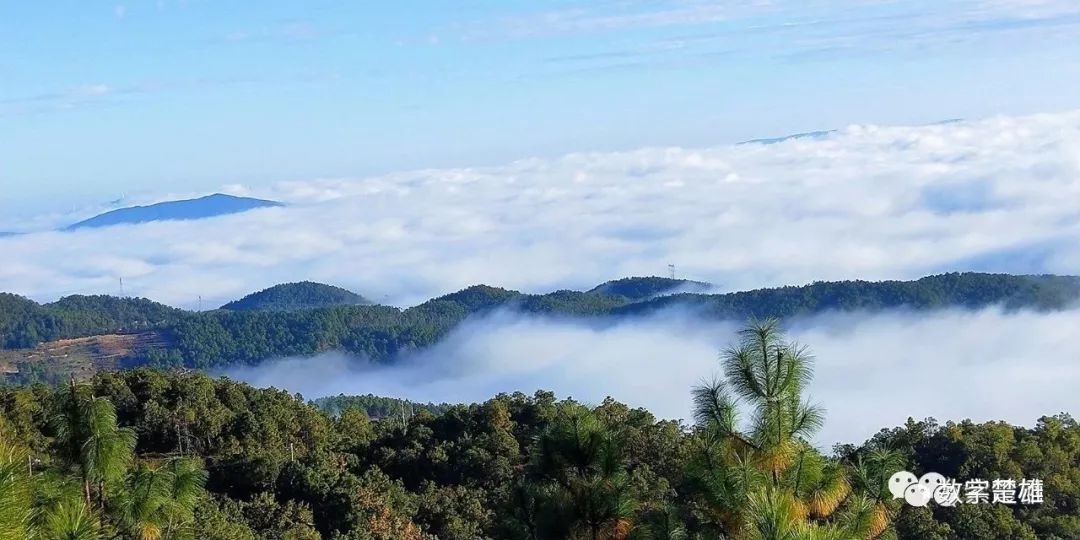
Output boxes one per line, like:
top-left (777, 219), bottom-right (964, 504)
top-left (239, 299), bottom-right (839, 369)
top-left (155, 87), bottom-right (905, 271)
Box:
top-left (3, 0), bottom-right (1080, 216)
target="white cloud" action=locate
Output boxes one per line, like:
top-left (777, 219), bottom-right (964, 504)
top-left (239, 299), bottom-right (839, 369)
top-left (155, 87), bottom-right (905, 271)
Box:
top-left (75, 84), bottom-right (111, 97)
top-left (476, 4), bottom-right (740, 39)
top-left (457, 0), bottom-right (1080, 63)
top-left (222, 306), bottom-right (1080, 447)
top-left (976, 0), bottom-right (1080, 18)
top-left (2, 110), bottom-right (1080, 309)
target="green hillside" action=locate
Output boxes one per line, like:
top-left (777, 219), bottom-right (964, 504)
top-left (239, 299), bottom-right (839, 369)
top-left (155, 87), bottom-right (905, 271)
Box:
top-left (614, 272), bottom-right (1080, 318)
top-left (0, 293), bottom-right (181, 349)
top-left (588, 276), bottom-right (712, 299)
top-left (3, 273), bottom-right (1079, 381)
top-left (220, 281), bottom-right (370, 311)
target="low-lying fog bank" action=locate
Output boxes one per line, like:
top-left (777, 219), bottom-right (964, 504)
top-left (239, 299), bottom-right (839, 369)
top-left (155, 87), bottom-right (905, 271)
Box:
top-left (222, 306), bottom-right (1080, 447)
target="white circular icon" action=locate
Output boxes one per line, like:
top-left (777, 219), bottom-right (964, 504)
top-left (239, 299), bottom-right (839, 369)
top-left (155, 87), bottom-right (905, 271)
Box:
top-left (920, 472), bottom-right (947, 492)
top-left (888, 471), bottom-right (919, 499)
top-left (904, 483), bottom-right (933, 507)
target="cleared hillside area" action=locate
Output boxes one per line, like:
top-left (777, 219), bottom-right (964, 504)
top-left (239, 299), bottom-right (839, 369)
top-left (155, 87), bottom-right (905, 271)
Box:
top-left (0, 331), bottom-right (169, 381)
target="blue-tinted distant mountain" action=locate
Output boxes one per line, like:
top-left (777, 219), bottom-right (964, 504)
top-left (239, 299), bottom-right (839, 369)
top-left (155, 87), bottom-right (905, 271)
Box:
top-left (0, 232), bottom-right (18, 238)
top-left (65, 193), bottom-right (283, 230)
top-left (738, 129), bottom-right (836, 145)
top-left (738, 119), bottom-right (964, 146)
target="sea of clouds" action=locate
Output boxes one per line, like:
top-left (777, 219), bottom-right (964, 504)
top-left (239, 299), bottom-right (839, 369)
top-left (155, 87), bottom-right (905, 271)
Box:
top-left (3, 110), bottom-right (1080, 308)
top-left (6, 110), bottom-right (1080, 445)
top-left (223, 306), bottom-right (1080, 448)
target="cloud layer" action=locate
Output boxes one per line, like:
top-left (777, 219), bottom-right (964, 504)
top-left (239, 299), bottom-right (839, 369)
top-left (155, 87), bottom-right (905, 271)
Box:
top-left (3, 110), bottom-right (1080, 308)
top-left (222, 306), bottom-right (1080, 448)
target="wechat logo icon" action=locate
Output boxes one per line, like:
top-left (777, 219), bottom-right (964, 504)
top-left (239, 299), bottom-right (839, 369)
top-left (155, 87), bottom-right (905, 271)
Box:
top-left (889, 471), bottom-right (956, 507)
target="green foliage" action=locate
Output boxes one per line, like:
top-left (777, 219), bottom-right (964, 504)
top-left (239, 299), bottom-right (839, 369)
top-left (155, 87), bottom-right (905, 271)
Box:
top-left (616, 273), bottom-right (1080, 319)
top-left (0, 428), bottom-right (34, 540)
top-left (516, 290), bottom-right (628, 316)
top-left (0, 380), bottom-right (208, 540)
top-left (859, 414), bottom-right (1080, 540)
top-left (116, 457), bottom-right (207, 539)
top-left (0, 293), bottom-right (179, 349)
top-left (1, 320), bottom-right (1078, 539)
top-left (517, 404), bottom-right (637, 539)
top-left (52, 383), bottom-right (137, 510)
top-left (685, 319), bottom-right (897, 539)
top-left (220, 282), bottom-right (371, 312)
top-left (313, 394), bottom-right (450, 419)
top-left (6, 273), bottom-right (1080, 378)
top-left (191, 495), bottom-right (257, 540)
top-left (588, 276), bottom-right (711, 300)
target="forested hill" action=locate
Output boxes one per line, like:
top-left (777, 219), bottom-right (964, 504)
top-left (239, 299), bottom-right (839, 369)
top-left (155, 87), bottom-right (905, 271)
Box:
top-left (587, 276), bottom-right (711, 299)
top-left (3, 272), bottom-right (1080, 380)
top-left (0, 293), bottom-right (181, 349)
top-left (614, 272), bottom-right (1080, 317)
top-left (220, 282), bottom-right (371, 311)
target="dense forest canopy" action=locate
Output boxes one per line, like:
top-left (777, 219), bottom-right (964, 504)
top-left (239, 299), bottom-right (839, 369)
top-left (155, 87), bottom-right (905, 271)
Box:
top-left (314, 394), bottom-right (452, 419)
top-left (3, 273), bottom-right (1080, 383)
top-left (586, 276), bottom-right (712, 300)
top-left (220, 282), bottom-right (371, 312)
top-left (1, 321), bottom-right (1075, 539)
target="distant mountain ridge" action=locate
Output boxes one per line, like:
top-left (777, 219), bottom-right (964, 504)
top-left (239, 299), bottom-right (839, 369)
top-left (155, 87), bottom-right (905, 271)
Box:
top-left (738, 130), bottom-right (836, 145)
top-left (3, 272), bottom-right (1080, 383)
top-left (65, 193), bottom-right (283, 230)
top-left (220, 282), bottom-right (371, 311)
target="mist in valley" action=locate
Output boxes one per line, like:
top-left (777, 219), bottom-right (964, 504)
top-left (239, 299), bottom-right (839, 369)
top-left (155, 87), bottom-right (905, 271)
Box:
top-left (222, 305), bottom-right (1080, 448)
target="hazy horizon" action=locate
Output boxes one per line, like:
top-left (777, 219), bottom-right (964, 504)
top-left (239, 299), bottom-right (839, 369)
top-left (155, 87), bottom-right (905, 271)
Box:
top-left (3, 109), bottom-right (1080, 309)
top-left (6, 1), bottom-right (1080, 214)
